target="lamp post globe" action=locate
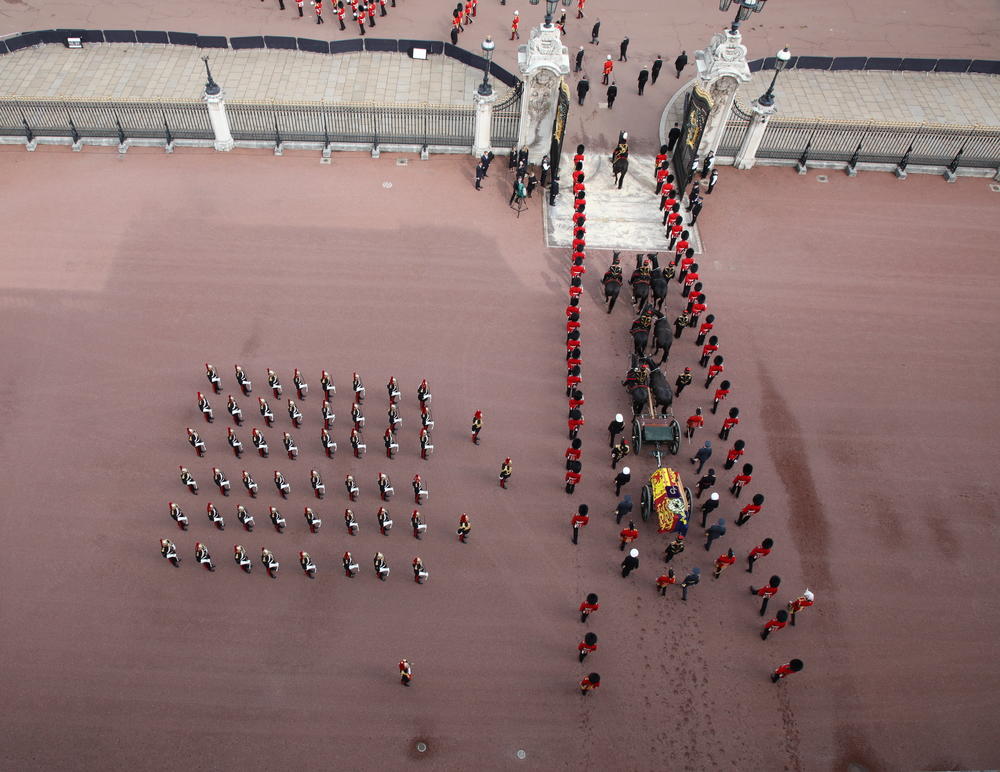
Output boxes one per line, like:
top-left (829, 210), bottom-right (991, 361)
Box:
top-left (479, 36), bottom-right (496, 96)
top-left (757, 46), bottom-right (790, 107)
top-left (722, 0), bottom-right (768, 34)
top-left (544, 0), bottom-right (558, 25)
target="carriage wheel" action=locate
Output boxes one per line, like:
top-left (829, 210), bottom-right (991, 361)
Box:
top-left (640, 484), bottom-right (651, 522)
top-left (668, 418), bottom-right (681, 455)
top-left (631, 419), bottom-right (642, 455)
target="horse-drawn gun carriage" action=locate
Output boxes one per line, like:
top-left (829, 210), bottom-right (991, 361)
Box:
top-left (623, 357), bottom-right (681, 457)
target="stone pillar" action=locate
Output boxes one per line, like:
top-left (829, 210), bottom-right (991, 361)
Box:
top-left (204, 90), bottom-right (235, 152)
top-left (733, 99), bottom-right (777, 169)
top-left (472, 90), bottom-right (498, 157)
top-left (693, 29), bottom-right (752, 159)
top-left (516, 22), bottom-right (570, 164)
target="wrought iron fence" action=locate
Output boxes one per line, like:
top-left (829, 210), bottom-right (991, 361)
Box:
top-left (754, 118), bottom-right (1000, 169)
top-left (0, 97), bottom-right (213, 141)
top-left (224, 100), bottom-right (475, 146)
top-left (490, 83), bottom-right (522, 149)
top-left (717, 117), bottom-right (749, 156)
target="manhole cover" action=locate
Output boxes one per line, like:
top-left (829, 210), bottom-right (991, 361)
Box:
top-left (320, 157), bottom-right (331, 165)
top-left (416, 742), bottom-right (427, 753)
top-left (396, 158), bottom-right (409, 166)
top-left (516, 749), bottom-right (527, 759)
top-left (382, 181), bottom-right (393, 189)
top-left (990, 183), bottom-right (1000, 193)
top-left (816, 175), bottom-right (829, 183)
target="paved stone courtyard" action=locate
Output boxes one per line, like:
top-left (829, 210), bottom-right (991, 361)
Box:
top-left (0, 45), bottom-right (502, 105)
top-left (735, 70), bottom-right (1000, 126)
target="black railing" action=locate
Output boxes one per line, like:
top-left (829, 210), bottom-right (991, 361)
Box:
top-left (748, 55), bottom-right (1000, 75)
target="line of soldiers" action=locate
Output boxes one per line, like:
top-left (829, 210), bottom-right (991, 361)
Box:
top-left (160, 537), bottom-right (440, 584)
top-left (564, 144), bottom-right (590, 495)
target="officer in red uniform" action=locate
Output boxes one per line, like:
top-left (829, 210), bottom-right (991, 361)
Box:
top-left (750, 575), bottom-right (781, 615)
top-left (712, 547), bottom-right (736, 579)
top-left (565, 438), bottom-right (582, 467)
top-left (719, 407), bottom-right (740, 440)
top-left (510, 10), bottom-right (520, 39)
top-left (724, 439), bottom-right (745, 470)
top-left (771, 659), bottom-right (803, 683)
top-left (618, 520), bottom-right (639, 551)
top-left (580, 672), bottom-right (600, 695)
top-left (746, 537), bottom-right (773, 572)
top-left (578, 632), bottom-right (598, 662)
top-left (730, 462), bottom-right (752, 497)
top-left (685, 407), bottom-right (704, 439)
top-left (656, 568), bottom-right (676, 595)
top-left (693, 315), bottom-right (714, 347)
top-left (705, 355), bottom-right (724, 388)
top-left (787, 589), bottom-right (815, 626)
top-left (471, 409), bottom-right (483, 444)
top-left (699, 335), bottom-right (719, 367)
top-left (579, 592), bottom-right (599, 622)
top-left (736, 492), bottom-right (765, 526)
top-left (761, 609), bottom-right (788, 640)
top-left (570, 504), bottom-right (589, 543)
top-left (336, 1), bottom-right (347, 28)
top-left (565, 461), bottom-right (582, 494)
top-left (711, 380), bottom-right (731, 414)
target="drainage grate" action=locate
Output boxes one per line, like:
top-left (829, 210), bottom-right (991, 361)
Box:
top-left (990, 183), bottom-right (1000, 193)
top-left (816, 175), bottom-right (829, 183)
top-left (320, 157), bottom-right (331, 165)
top-left (396, 158), bottom-right (409, 166)
top-left (516, 749), bottom-right (527, 760)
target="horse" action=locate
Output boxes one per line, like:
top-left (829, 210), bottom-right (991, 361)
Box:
top-left (650, 316), bottom-right (673, 365)
top-left (647, 366), bottom-right (673, 413)
top-left (651, 268), bottom-right (669, 311)
top-left (630, 271), bottom-right (651, 311)
top-left (628, 386), bottom-right (650, 416)
top-left (603, 273), bottom-right (622, 312)
top-left (630, 320), bottom-right (650, 357)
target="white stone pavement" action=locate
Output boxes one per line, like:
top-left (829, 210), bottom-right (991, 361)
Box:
top-left (545, 152), bottom-right (704, 254)
top-left (735, 70), bottom-right (1000, 127)
top-left (0, 44), bottom-right (502, 105)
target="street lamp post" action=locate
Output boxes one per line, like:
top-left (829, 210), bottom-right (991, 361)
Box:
top-left (202, 56), bottom-right (220, 96)
top-left (544, 0), bottom-right (558, 27)
top-left (479, 36), bottom-right (496, 96)
top-left (717, 0), bottom-right (768, 34)
top-left (756, 47), bottom-right (790, 107)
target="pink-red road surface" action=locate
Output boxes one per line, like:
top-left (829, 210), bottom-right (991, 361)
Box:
top-left (0, 147), bottom-right (998, 771)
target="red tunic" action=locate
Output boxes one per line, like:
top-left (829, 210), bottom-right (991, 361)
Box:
top-left (714, 387), bottom-right (730, 402)
top-left (754, 585), bottom-right (778, 598)
top-left (726, 447), bottom-right (744, 463)
top-left (565, 446), bottom-right (582, 461)
top-left (723, 416), bottom-right (740, 431)
top-left (701, 343), bottom-right (718, 359)
top-left (732, 472), bottom-right (751, 487)
top-left (715, 553), bottom-right (736, 570)
top-left (579, 601), bottom-right (599, 614)
top-left (566, 471), bottom-right (582, 485)
top-left (707, 364), bottom-right (724, 380)
top-left (686, 414), bottom-right (704, 429)
top-left (748, 545), bottom-right (770, 559)
top-left (763, 617), bottom-right (787, 633)
top-left (740, 503), bottom-right (762, 519)
top-left (619, 528), bottom-right (639, 543)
